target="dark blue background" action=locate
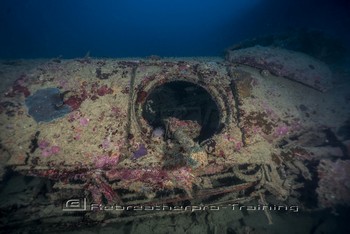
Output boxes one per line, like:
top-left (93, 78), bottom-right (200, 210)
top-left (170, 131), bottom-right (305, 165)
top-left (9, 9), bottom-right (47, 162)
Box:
top-left (0, 0), bottom-right (349, 58)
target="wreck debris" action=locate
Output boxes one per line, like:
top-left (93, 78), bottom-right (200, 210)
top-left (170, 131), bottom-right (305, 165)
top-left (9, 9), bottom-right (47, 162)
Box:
top-left (227, 29), bottom-right (347, 64)
top-left (0, 53), bottom-right (349, 226)
top-left (317, 159), bottom-right (350, 208)
top-left (226, 46), bottom-right (333, 92)
top-left (259, 192), bottom-right (273, 225)
top-left (292, 160), bottom-right (312, 180)
top-left (164, 117), bottom-right (208, 168)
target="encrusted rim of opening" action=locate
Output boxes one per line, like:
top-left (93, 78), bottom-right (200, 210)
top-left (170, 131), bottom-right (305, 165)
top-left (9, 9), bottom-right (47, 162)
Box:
top-left (142, 81), bottom-right (220, 141)
top-left (133, 75), bottom-right (234, 139)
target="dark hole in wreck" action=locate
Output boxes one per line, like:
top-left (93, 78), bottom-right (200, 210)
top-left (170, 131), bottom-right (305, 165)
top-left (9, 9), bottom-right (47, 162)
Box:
top-left (142, 81), bottom-right (220, 142)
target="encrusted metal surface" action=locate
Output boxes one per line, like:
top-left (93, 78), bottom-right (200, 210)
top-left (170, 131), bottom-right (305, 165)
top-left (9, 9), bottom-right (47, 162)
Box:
top-left (0, 53), bottom-right (349, 224)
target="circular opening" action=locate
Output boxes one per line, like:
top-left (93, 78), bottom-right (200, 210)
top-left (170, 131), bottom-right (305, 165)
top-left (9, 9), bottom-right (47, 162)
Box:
top-left (142, 81), bottom-right (220, 142)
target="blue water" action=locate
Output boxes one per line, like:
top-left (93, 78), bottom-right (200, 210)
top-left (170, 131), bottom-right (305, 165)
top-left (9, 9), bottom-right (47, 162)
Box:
top-left (0, 0), bottom-right (349, 58)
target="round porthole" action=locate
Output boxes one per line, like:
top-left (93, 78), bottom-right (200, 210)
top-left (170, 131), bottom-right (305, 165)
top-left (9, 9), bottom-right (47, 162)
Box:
top-left (141, 81), bottom-right (220, 142)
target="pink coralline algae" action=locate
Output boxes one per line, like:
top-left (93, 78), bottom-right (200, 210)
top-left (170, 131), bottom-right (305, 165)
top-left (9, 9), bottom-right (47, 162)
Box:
top-left (94, 155), bottom-right (119, 169)
top-left (273, 120), bottom-right (302, 138)
top-left (64, 86), bottom-right (88, 111)
top-left (41, 150), bottom-right (51, 157)
top-left (87, 177), bottom-right (121, 204)
top-left (50, 146), bottom-right (61, 154)
top-left (235, 142), bottom-right (243, 151)
top-left (97, 85), bottom-right (113, 96)
top-left (274, 125), bottom-right (290, 137)
top-left (38, 140), bottom-right (50, 150)
top-left (222, 134), bottom-right (243, 152)
top-left (111, 107), bottom-right (121, 115)
top-left (101, 138), bottom-right (110, 150)
top-left (110, 106), bottom-right (126, 119)
top-left (67, 112), bottom-right (79, 122)
top-left (39, 140), bottom-right (61, 157)
top-left (57, 78), bottom-right (69, 89)
top-left (95, 177), bottom-right (121, 203)
top-left (64, 95), bottom-right (85, 111)
top-left (172, 168), bottom-right (195, 191)
top-left (4, 75), bottom-right (31, 98)
top-left (79, 117), bottom-right (89, 126)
